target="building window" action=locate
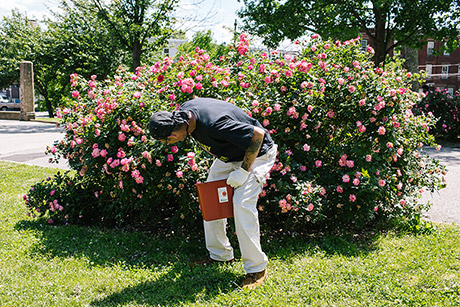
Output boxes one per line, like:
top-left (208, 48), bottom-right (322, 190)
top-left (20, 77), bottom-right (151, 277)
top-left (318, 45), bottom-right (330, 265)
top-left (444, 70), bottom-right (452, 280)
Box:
top-left (448, 87), bottom-right (454, 96)
top-left (427, 41), bottom-right (434, 56)
top-left (360, 39), bottom-right (368, 51)
top-left (441, 65), bottom-right (449, 79)
top-left (163, 48), bottom-right (170, 56)
top-left (426, 64), bottom-right (433, 79)
top-left (458, 65), bottom-right (460, 80)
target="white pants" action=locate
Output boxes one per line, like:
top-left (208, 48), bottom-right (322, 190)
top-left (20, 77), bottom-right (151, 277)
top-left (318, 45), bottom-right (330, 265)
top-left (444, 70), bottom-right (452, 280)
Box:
top-left (204, 145), bottom-right (277, 273)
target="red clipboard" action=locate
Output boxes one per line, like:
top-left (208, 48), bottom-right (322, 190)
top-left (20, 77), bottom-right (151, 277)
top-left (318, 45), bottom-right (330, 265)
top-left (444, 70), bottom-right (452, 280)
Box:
top-left (195, 179), bottom-right (234, 221)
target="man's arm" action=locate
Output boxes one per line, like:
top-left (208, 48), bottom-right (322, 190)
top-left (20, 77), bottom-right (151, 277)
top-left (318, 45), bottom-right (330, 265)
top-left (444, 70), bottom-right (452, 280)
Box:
top-left (226, 126), bottom-right (265, 188)
top-left (241, 126), bottom-right (265, 171)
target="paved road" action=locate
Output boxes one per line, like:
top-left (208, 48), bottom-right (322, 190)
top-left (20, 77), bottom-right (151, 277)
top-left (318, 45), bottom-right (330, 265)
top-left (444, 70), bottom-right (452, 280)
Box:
top-left (0, 118), bottom-right (68, 169)
top-left (0, 118), bottom-right (459, 224)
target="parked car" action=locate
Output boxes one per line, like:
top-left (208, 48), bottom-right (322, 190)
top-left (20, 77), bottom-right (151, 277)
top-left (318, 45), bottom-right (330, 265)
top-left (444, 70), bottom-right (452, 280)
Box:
top-left (0, 96), bottom-right (20, 111)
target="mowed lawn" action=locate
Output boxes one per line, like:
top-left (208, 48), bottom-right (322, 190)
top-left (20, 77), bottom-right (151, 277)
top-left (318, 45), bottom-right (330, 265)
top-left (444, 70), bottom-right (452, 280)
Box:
top-left (1, 161), bottom-right (459, 306)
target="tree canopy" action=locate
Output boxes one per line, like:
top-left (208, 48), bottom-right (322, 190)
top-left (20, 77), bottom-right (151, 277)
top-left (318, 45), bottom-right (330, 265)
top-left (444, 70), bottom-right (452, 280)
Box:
top-left (238, 0), bottom-right (460, 65)
top-left (175, 30), bottom-right (230, 60)
top-left (79, 0), bottom-right (179, 71)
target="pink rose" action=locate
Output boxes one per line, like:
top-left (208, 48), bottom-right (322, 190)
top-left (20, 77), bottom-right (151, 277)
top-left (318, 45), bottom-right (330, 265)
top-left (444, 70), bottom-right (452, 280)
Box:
top-left (349, 194), bottom-right (356, 202)
top-left (342, 175), bottom-right (350, 183)
top-left (118, 133), bottom-right (126, 142)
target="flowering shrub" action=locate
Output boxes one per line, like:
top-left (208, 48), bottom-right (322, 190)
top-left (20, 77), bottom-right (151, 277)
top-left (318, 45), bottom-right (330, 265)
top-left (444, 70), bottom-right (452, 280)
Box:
top-left (414, 88), bottom-right (460, 141)
top-left (24, 34), bottom-right (447, 232)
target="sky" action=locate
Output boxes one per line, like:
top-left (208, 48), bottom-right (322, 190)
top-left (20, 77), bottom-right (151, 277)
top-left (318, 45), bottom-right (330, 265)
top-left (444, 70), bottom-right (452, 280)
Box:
top-left (0, 0), bottom-right (244, 44)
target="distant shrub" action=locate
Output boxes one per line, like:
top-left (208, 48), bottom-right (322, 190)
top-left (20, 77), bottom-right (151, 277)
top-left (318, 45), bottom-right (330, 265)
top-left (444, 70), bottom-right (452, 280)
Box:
top-left (24, 35), bottom-right (447, 232)
top-left (414, 88), bottom-right (460, 141)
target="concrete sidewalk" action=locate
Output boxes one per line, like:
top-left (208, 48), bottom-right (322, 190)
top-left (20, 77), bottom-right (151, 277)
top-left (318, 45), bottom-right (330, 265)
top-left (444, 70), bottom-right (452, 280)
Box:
top-left (420, 144), bottom-right (460, 225)
top-left (0, 118), bottom-right (459, 224)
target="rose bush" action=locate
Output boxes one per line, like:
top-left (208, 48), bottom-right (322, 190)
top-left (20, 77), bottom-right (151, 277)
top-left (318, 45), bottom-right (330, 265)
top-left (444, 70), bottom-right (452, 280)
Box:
top-left (414, 88), bottom-right (460, 141)
top-left (24, 34), bottom-right (447, 232)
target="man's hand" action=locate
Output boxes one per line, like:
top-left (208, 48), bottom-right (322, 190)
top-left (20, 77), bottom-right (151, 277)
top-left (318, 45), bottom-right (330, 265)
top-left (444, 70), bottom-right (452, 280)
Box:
top-left (226, 168), bottom-right (249, 188)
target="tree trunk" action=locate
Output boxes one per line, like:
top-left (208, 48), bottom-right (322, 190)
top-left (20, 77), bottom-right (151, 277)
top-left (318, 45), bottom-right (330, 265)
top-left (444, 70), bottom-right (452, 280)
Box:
top-left (404, 46), bottom-right (419, 91)
top-left (372, 5), bottom-right (387, 67)
top-left (44, 95), bottom-right (54, 118)
top-left (132, 40), bottom-right (142, 72)
top-left (35, 80), bottom-right (54, 118)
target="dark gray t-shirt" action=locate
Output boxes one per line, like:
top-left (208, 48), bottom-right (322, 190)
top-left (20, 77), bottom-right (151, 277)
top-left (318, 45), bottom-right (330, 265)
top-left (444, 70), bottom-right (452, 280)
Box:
top-left (179, 98), bottom-right (273, 162)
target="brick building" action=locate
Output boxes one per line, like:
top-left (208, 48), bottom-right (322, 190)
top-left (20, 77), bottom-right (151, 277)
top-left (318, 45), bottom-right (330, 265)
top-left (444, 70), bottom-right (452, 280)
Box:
top-left (360, 31), bottom-right (460, 94)
top-left (419, 40), bottom-right (460, 95)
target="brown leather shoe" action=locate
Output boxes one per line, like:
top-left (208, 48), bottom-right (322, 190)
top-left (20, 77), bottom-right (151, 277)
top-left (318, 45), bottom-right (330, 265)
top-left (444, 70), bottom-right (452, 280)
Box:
top-left (190, 257), bottom-right (234, 267)
top-left (241, 268), bottom-right (268, 289)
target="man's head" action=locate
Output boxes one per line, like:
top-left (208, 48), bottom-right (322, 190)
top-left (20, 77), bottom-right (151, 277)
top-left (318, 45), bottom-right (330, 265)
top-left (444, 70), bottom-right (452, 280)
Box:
top-left (148, 110), bottom-right (189, 144)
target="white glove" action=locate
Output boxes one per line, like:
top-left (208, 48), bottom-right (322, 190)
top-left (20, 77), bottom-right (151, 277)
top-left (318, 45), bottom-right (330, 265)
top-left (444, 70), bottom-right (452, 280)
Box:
top-left (226, 168), bottom-right (249, 188)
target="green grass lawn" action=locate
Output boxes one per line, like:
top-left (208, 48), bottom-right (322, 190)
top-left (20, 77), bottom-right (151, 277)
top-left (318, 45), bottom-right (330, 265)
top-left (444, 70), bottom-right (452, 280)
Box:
top-left (1, 161), bottom-right (459, 306)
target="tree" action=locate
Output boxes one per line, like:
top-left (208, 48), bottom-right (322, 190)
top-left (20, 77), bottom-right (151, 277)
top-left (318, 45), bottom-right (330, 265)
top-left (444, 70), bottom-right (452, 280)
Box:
top-left (0, 1), bottom-right (129, 117)
top-left (74, 0), bottom-right (179, 71)
top-left (175, 30), bottom-right (230, 60)
top-left (237, 0), bottom-right (460, 65)
top-left (42, 0), bottom-right (128, 114)
top-left (0, 11), bottom-right (45, 89)
top-left (0, 10), bottom-right (58, 116)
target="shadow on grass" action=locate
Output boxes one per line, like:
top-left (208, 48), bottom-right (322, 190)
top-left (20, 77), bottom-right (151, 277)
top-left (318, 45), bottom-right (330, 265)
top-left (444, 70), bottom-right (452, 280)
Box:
top-left (15, 219), bottom-right (241, 305)
top-left (260, 227), bottom-right (381, 260)
top-left (15, 219), bottom-right (382, 305)
top-left (89, 264), bottom-right (239, 306)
